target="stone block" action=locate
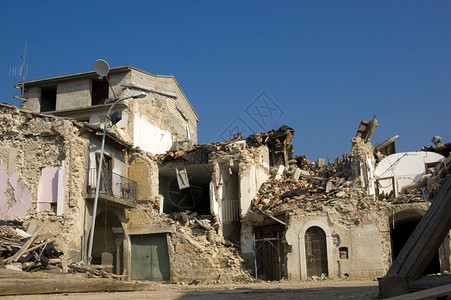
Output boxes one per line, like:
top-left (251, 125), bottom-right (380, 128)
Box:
top-left (274, 165), bottom-right (285, 180)
top-left (292, 168), bottom-right (302, 180)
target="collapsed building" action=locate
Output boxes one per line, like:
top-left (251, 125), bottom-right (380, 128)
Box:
top-left (245, 116), bottom-right (450, 282)
top-left (1, 65), bottom-right (449, 286)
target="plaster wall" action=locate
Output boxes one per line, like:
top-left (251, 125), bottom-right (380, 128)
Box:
top-left (285, 215), bottom-right (385, 281)
top-left (129, 70), bottom-right (198, 144)
top-left (88, 138), bottom-right (124, 174)
top-left (239, 161), bottom-right (270, 218)
top-left (133, 113), bottom-right (174, 155)
top-left (218, 166), bottom-right (240, 241)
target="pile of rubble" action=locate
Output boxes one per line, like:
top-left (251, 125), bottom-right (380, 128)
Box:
top-left (253, 153), bottom-right (356, 214)
top-left (0, 221), bottom-right (124, 280)
top-left (169, 217), bottom-right (253, 283)
top-left (0, 221), bottom-right (62, 272)
top-left (170, 210), bottom-right (218, 231)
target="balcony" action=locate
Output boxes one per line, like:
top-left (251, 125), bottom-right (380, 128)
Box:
top-left (86, 168), bottom-right (138, 208)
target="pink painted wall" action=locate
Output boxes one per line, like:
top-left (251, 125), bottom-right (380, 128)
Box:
top-left (0, 163), bottom-right (31, 218)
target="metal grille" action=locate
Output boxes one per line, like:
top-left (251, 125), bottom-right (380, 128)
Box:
top-left (87, 168), bottom-right (138, 204)
top-left (222, 199), bottom-right (240, 221)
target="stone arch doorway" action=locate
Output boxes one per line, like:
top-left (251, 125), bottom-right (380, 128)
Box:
top-left (91, 209), bottom-right (124, 274)
top-left (390, 209), bottom-right (440, 275)
top-left (305, 226), bottom-right (328, 277)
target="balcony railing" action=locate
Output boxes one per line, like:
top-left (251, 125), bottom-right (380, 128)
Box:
top-left (87, 168), bottom-right (137, 206)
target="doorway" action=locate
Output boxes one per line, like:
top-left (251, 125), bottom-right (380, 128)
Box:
top-left (130, 233), bottom-right (170, 281)
top-left (391, 213), bottom-right (440, 275)
top-left (90, 210), bottom-right (124, 274)
top-left (305, 226), bottom-right (328, 277)
top-left (254, 225), bottom-right (284, 281)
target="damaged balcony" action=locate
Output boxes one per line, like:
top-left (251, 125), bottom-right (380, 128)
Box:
top-left (86, 168), bottom-right (137, 208)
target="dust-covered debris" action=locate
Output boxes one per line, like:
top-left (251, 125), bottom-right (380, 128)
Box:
top-left (0, 221), bottom-right (63, 272)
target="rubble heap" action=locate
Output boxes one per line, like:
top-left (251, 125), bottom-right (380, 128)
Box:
top-left (134, 204), bottom-right (252, 284)
top-left (253, 152), bottom-right (355, 215)
top-left (0, 221), bottom-right (62, 272)
top-left (170, 219), bottom-right (252, 283)
top-left (251, 134), bottom-right (451, 225)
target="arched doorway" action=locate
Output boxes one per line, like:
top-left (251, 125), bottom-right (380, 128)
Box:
top-left (305, 226), bottom-right (328, 277)
top-left (91, 209), bottom-right (124, 274)
top-left (391, 210), bottom-right (440, 275)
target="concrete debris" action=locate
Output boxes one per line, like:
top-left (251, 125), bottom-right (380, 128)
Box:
top-left (168, 213), bottom-right (252, 283)
top-left (251, 132), bottom-right (451, 228)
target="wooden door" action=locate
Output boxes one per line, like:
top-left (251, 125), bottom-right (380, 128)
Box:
top-left (130, 234), bottom-right (170, 281)
top-left (305, 226), bottom-right (328, 277)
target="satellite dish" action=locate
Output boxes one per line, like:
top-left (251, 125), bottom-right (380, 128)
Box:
top-left (94, 59), bottom-right (110, 77)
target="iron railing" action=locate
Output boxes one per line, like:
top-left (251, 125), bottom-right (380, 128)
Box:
top-left (87, 168), bottom-right (137, 205)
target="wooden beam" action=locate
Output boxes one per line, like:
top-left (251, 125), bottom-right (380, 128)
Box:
top-left (380, 175), bottom-right (451, 298)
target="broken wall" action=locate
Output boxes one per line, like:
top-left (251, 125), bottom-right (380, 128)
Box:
top-left (129, 70), bottom-right (198, 144)
top-left (125, 70), bottom-right (198, 154)
top-left (0, 103), bottom-right (89, 260)
top-left (125, 206), bottom-right (251, 283)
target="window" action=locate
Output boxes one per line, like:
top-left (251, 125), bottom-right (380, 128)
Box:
top-left (91, 79), bottom-right (109, 106)
top-left (40, 87), bottom-right (57, 112)
top-left (339, 247), bottom-right (349, 259)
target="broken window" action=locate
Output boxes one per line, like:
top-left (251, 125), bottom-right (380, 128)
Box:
top-left (91, 79), bottom-right (109, 106)
top-left (40, 86), bottom-right (57, 112)
top-left (159, 163), bottom-right (212, 215)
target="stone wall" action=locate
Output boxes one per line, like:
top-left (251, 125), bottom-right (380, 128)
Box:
top-left (0, 103), bottom-right (89, 260)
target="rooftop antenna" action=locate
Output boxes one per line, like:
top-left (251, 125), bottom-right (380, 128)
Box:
top-left (11, 42), bottom-right (28, 107)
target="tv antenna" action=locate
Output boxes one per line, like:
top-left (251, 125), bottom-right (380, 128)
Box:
top-left (11, 42), bottom-right (28, 107)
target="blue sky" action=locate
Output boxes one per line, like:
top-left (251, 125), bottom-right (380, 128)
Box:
top-left (1, 0), bottom-right (450, 161)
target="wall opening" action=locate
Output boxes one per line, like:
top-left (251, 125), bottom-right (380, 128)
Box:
top-left (40, 86), bottom-right (57, 112)
top-left (90, 209), bottom-right (124, 275)
top-left (159, 163), bottom-right (212, 215)
top-left (339, 247), bottom-right (349, 259)
top-left (91, 79), bottom-right (109, 106)
top-left (254, 225), bottom-right (285, 281)
top-left (390, 210), bottom-right (440, 275)
top-left (130, 233), bottom-right (170, 281)
top-left (305, 226), bottom-right (328, 278)
top-left (221, 169), bottom-right (240, 244)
